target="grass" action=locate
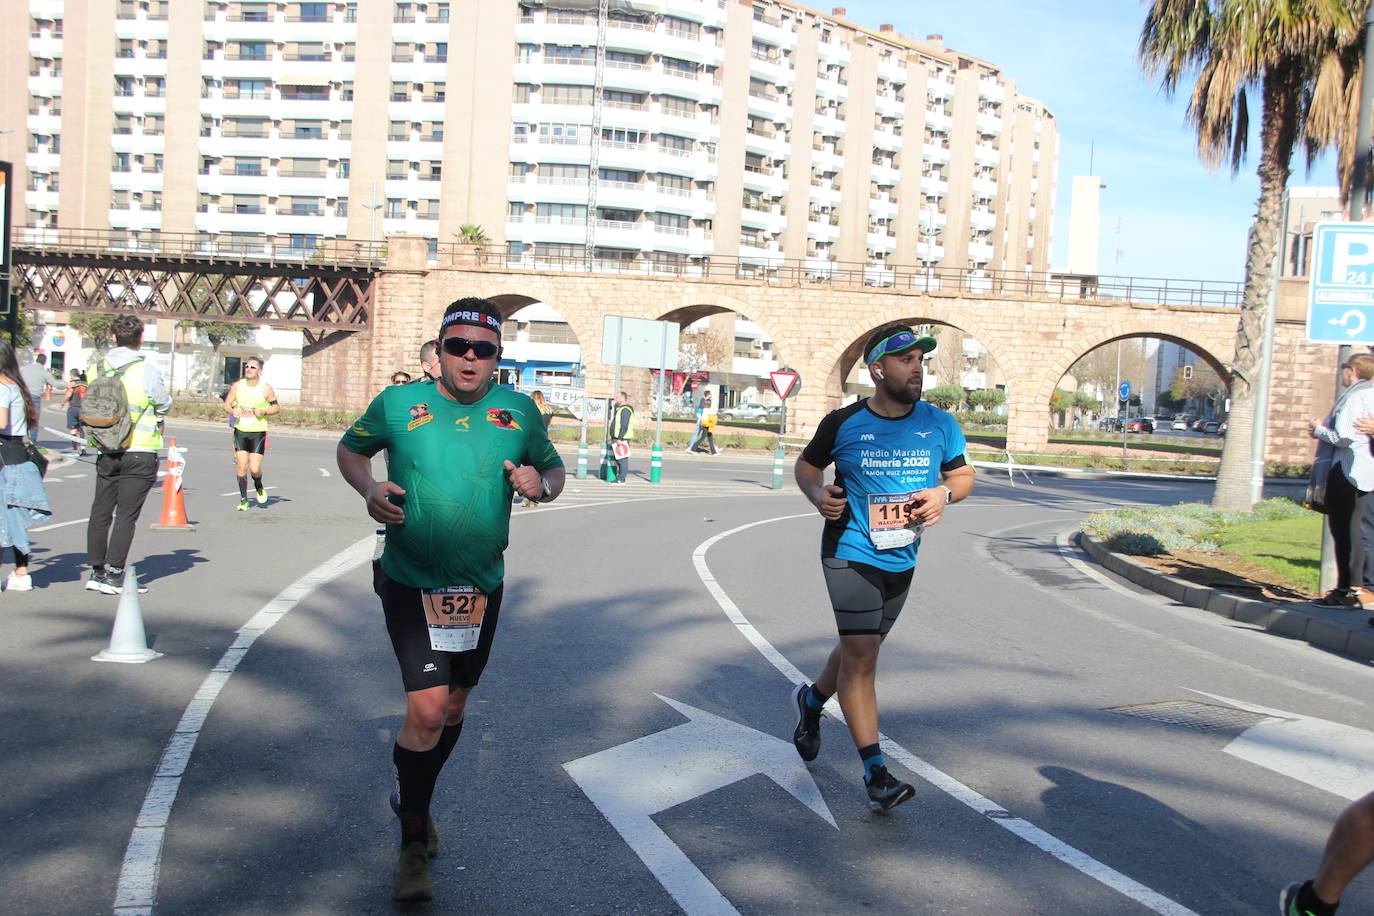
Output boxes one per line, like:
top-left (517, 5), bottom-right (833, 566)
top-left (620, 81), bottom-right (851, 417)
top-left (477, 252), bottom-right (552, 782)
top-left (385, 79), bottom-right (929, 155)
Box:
top-left (1081, 499), bottom-right (1322, 595)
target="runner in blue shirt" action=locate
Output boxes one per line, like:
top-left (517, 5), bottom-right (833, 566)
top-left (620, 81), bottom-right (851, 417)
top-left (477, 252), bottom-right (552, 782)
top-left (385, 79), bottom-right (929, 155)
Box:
top-left (789, 324), bottom-right (975, 811)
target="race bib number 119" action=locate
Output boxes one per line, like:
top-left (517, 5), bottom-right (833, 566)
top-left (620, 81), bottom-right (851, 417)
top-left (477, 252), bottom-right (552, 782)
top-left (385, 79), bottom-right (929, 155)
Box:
top-left (421, 585), bottom-right (487, 652)
top-left (867, 492), bottom-right (922, 550)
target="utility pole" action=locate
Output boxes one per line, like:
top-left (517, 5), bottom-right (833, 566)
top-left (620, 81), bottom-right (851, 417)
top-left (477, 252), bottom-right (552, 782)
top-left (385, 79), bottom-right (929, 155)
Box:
top-left (361, 181), bottom-right (381, 261)
top-left (584, 0), bottom-right (609, 268)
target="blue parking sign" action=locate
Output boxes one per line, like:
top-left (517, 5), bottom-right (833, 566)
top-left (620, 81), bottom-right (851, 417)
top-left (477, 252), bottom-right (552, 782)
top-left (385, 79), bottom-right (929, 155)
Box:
top-left (1308, 222), bottom-right (1374, 343)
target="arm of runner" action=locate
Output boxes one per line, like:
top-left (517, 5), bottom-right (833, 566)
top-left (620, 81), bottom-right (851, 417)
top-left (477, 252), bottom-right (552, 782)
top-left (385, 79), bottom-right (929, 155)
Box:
top-left (336, 442), bottom-right (406, 524)
top-left (503, 460), bottom-right (566, 502)
top-left (911, 464), bottom-right (975, 527)
top-left (223, 381), bottom-right (239, 417)
top-left (260, 384), bottom-right (281, 416)
top-left (795, 457), bottom-right (845, 520)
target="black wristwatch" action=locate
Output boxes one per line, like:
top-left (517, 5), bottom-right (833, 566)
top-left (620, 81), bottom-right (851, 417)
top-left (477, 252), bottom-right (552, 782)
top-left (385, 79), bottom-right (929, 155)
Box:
top-left (534, 476), bottom-right (553, 502)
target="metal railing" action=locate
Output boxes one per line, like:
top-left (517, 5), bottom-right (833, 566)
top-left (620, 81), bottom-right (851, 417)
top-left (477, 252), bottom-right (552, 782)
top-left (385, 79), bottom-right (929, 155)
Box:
top-left (14, 227), bottom-right (385, 267)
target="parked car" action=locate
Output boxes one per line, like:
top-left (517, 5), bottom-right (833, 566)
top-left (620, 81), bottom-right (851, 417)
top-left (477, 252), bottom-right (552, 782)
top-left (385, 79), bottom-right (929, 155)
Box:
top-left (1202, 420), bottom-right (1220, 434)
top-left (1126, 418), bottom-right (1154, 433)
top-left (1171, 418), bottom-right (1188, 431)
top-left (720, 403), bottom-right (770, 421)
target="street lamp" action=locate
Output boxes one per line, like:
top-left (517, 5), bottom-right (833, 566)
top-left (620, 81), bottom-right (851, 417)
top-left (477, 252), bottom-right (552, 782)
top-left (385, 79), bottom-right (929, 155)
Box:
top-left (361, 180), bottom-right (381, 261)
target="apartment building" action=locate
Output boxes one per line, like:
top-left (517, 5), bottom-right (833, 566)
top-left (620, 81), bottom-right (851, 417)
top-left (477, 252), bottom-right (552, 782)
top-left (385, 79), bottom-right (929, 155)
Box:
top-left (1, 0), bottom-right (1058, 277)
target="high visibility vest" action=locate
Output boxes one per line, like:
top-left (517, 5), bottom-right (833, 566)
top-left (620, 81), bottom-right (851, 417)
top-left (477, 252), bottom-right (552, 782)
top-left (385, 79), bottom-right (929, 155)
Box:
top-left (112, 361), bottom-right (162, 451)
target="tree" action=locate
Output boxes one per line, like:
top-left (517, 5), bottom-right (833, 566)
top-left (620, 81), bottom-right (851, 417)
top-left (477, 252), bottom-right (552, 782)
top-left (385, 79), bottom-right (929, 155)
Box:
top-left (178, 320), bottom-right (256, 393)
top-left (455, 224), bottom-right (490, 246)
top-left (925, 384), bottom-right (965, 411)
top-left (1140, 0), bottom-right (1362, 509)
top-left (677, 327), bottom-right (730, 373)
top-left (1168, 364), bottom-right (1226, 413)
top-left (69, 313), bottom-right (117, 352)
top-left (967, 388), bottom-right (1006, 411)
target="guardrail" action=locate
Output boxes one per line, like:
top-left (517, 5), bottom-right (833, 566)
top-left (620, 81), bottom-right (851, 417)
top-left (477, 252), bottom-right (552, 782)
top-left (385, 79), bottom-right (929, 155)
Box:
top-left (14, 227), bottom-right (385, 268)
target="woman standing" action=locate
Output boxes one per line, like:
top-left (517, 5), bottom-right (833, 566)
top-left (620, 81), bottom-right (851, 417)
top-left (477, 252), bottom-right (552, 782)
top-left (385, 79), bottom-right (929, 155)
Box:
top-left (0, 341), bottom-right (52, 591)
top-left (1309, 353), bottom-right (1374, 607)
top-left (529, 389), bottom-right (554, 430)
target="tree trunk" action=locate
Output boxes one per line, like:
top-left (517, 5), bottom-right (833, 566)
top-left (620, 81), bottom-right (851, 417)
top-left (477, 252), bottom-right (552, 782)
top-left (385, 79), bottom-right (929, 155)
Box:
top-left (1212, 69), bottom-right (1298, 512)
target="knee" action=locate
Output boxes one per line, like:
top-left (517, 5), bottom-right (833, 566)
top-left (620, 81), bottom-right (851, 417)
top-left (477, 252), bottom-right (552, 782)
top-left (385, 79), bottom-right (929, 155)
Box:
top-left (1349, 791), bottom-right (1374, 830)
top-left (840, 645), bottom-right (880, 675)
top-left (405, 698), bottom-right (449, 736)
top-left (446, 692), bottom-right (469, 725)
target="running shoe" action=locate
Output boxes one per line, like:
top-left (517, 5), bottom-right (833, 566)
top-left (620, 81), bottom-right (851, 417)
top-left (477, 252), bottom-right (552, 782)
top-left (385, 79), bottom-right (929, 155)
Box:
top-left (790, 683), bottom-right (822, 762)
top-left (85, 568), bottom-right (108, 592)
top-left (389, 789), bottom-right (439, 859)
top-left (1279, 881), bottom-right (1328, 916)
top-left (5, 573), bottom-right (33, 591)
top-left (100, 568), bottom-right (149, 596)
top-left (237, 499), bottom-right (250, 511)
top-left (255, 487), bottom-right (267, 506)
top-left (391, 841), bottom-right (433, 902)
top-left (1311, 588), bottom-right (1367, 608)
top-left (865, 765), bottom-right (915, 812)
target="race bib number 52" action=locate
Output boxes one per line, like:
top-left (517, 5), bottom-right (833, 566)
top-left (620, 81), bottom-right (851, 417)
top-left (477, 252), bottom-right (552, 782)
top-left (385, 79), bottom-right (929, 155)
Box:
top-left (867, 492), bottom-right (922, 550)
top-left (421, 585), bottom-right (487, 652)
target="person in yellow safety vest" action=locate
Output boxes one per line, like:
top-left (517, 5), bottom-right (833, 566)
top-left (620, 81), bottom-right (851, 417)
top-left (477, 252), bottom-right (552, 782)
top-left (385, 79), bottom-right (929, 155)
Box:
top-left (223, 357), bottom-right (281, 511)
top-left (85, 314), bottom-right (173, 595)
top-left (609, 390), bottom-right (635, 484)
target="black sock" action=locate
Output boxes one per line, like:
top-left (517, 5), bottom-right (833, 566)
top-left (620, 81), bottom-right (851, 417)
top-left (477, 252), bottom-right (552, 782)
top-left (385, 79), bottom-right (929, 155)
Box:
top-left (437, 718), bottom-right (464, 767)
top-left (252, 474), bottom-right (263, 493)
top-left (393, 743), bottom-right (445, 847)
top-left (1299, 880), bottom-right (1339, 916)
top-left (237, 475), bottom-right (247, 499)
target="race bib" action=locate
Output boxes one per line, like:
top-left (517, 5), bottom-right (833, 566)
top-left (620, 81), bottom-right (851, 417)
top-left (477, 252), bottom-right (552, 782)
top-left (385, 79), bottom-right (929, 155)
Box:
top-left (421, 585), bottom-right (487, 652)
top-left (867, 492), bottom-right (923, 550)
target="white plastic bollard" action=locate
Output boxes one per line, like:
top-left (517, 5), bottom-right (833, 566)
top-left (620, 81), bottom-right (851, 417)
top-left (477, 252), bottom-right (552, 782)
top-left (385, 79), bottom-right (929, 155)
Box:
top-left (91, 564), bottom-right (163, 664)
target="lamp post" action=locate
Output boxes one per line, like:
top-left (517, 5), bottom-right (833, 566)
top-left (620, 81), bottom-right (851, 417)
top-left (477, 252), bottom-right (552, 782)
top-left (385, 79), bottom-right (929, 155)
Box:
top-left (361, 181), bottom-right (381, 261)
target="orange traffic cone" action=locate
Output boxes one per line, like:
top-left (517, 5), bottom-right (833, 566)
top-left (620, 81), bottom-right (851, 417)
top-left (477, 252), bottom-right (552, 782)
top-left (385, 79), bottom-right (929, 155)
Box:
top-left (152, 438), bottom-right (195, 531)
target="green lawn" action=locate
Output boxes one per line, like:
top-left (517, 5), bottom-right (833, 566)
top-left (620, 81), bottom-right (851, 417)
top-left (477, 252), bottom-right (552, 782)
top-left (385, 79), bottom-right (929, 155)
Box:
top-left (1211, 514), bottom-right (1322, 594)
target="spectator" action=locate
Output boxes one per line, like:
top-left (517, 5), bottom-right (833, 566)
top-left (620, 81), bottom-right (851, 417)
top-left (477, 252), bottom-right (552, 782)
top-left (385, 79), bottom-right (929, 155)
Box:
top-left (418, 340), bottom-right (440, 381)
top-left (0, 341), bottom-right (51, 591)
top-left (1308, 353), bottom-right (1374, 607)
top-left (19, 353), bottom-right (53, 446)
top-left (608, 390), bottom-right (634, 483)
top-left (391, 371), bottom-right (412, 386)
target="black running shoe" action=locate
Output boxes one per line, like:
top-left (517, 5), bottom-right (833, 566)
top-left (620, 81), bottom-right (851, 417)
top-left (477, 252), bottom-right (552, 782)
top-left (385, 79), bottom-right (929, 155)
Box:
top-left (865, 765), bottom-right (915, 812)
top-left (790, 682), bottom-right (822, 762)
top-left (390, 789), bottom-right (438, 859)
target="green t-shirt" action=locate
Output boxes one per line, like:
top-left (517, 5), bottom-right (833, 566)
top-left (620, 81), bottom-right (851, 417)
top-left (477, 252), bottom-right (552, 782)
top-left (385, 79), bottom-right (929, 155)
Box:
top-left (339, 380), bottom-right (563, 592)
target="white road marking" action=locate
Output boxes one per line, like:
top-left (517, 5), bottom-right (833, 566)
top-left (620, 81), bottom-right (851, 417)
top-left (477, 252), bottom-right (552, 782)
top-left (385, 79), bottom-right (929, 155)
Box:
top-left (217, 486), bottom-right (276, 498)
top-left (31, 517), bottom-right (87, 533)
top-left (693, 514), bottom-right (1197, 916)
top-left (564, 695), bottom-right (834, 916)
top-left (317, 467), bottom-right (330, 477)
top-left (110, 537), bottom-right (373, 914)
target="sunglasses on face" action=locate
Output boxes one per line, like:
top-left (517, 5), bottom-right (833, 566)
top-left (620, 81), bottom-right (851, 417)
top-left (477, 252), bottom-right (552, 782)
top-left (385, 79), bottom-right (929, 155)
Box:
top-left (441, 336), bottom-right (500, 359)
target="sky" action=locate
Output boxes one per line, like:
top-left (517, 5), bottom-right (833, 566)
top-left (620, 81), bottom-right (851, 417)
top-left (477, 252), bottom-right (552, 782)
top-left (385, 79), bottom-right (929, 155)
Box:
top-left (835, 0), bottom-right (1341, 283)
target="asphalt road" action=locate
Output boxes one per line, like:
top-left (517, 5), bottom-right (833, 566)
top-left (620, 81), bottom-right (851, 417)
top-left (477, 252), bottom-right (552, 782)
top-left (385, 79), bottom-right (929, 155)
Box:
top-left (2, 417), bottom-right (1370, 915)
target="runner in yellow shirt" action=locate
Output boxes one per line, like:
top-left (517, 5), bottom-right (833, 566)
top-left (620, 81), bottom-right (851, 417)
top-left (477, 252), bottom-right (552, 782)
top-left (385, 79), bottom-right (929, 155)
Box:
top-left (223, 357), bottom-right (280, 510)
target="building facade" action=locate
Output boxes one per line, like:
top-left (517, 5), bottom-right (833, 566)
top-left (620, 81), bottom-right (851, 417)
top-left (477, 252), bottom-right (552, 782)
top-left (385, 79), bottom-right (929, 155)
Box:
top-left (2, 0), bottom-right (1058, 277)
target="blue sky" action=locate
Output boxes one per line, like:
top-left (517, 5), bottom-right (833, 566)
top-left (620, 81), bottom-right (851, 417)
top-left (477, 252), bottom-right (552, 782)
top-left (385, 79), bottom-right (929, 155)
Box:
top-left (835, 0), bottom-right (1341, 283)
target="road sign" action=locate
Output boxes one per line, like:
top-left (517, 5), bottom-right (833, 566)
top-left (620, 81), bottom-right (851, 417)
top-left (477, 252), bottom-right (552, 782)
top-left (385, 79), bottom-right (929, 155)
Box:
top-left (1117, 380), bottom-right (1131, 402)
top-left (1308, 221), bottom-right (1374, 344)
top-left (769, 368), bottom-right (800, 400)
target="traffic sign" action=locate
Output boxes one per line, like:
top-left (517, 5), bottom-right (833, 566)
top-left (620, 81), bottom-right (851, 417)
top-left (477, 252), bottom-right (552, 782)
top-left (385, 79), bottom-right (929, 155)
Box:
top-left (1117, 380), bottom-right (1131, 402)
top-left (770, 368), bottom-right (800, 400)
top-left (1308, 222), bottom-right (1374, 344)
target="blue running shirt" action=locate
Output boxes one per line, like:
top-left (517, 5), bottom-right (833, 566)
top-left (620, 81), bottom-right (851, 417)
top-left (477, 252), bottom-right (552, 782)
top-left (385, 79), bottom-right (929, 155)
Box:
top-left (801, 399), bottom-right (967, 572)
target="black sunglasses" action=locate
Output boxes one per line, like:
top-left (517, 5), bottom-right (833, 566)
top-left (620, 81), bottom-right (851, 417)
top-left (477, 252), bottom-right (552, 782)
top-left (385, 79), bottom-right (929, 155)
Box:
top-left (441, 336), bottom-right (500, 359)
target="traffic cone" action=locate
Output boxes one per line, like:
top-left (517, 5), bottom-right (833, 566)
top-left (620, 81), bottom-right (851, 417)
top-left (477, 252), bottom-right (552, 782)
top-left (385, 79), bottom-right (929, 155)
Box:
top-left (153, 437), bottom-right (195, 531)
top-left (92, 565), bottom-right (162, 664)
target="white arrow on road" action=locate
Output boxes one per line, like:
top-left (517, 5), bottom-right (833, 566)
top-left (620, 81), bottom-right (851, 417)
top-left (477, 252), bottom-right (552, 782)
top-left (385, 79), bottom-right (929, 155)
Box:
top-left (1192, 690), bottom-right (1374, 799)
top-left (563, 694), bottom-right (835, 916)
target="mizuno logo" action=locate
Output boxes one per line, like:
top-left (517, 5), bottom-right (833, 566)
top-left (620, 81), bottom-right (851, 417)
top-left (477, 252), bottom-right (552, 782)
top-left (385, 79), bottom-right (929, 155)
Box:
top-left (912, 431), bottom-right (933, 438)
top-left (860, 433), bottom-right (876, 441)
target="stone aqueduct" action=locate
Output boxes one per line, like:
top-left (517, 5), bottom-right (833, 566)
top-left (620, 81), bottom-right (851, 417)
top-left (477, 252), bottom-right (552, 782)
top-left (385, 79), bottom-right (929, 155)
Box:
top-left (302, 236), bottom-right (1332, 464)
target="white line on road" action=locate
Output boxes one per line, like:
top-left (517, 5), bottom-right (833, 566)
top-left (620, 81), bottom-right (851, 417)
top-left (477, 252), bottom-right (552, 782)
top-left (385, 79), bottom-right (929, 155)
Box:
top-left (692, 514), bottom-right (1198, 916)
top-left (31, 517), bottom-right (87, 533)
top-left (318, 467), bottom-right (330, 477)
top-left (110, 537), bottom-right (373, 914)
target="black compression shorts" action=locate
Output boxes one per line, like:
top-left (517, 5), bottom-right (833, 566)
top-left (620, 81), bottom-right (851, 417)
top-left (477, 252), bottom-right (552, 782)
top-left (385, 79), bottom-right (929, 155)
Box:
top-left (232, 429), bottom-right (267, 454)
top-left (373, 561), bottom-right (504, 692)
top-left (821, 557), bottom-right (914, 637)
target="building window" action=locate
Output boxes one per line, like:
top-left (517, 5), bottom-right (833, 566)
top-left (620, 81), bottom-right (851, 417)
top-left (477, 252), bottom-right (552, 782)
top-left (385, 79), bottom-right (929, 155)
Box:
top-left (388, 121), bottom-right (409, 141)
top-left (296, 2), bottom-right (328, 21)
top-left (112, 153), bottom-right (131, 172)
top-left (391, 82), bottom-right (410, 102)
top-left (394, 3), bottom-right (414, 22)
top-left (117, 38), bottom-right (135, 58)
top-left (281, 84), bottom-right (328, 101)
top-left (386, 160), bottom-right (408, 179)
top-left (385, 199), bottom-right (406, 218)
top-left (145, 77), bottom-right (165, 98)
top-left (115, 77), bottom-right (136, 97)
top-left (434, 3), bottom-right (449, 22)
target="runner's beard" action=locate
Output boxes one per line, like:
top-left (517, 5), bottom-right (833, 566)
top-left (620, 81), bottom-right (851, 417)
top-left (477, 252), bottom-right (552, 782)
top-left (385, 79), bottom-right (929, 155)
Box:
top-left (882, 373), bottom-right (922, 405)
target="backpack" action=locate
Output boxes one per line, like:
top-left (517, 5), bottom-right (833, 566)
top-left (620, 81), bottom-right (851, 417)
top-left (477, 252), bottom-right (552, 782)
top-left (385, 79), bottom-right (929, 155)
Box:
top-left (80, 358), bottom-right (144, 452)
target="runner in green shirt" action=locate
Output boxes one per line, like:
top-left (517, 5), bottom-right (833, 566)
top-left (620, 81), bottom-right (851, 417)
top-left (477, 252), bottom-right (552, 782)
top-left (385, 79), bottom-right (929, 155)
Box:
top-left (337, 298), bottom-right (565, 902)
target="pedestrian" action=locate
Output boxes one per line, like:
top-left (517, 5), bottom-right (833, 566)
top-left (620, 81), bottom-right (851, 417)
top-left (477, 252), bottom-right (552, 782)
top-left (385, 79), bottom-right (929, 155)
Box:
top-left (608, 390), bottom-right (634, 483)
top-left (788, 324), bottom-right (974, 811)
top-left (19, 352), bottom-right (53, 446)
top-left (685, 390), bottom-right (710, 453)
top-left (85, 314), bottom-right (172, 596)
top-left (529, 389), bottom-right (554, 430)
top-left (1308, 353), bottom-right (1374, 607)
top-left (693, 396), bottom-right (720, 454)
top-left (63, 368), bottom-right (87, 455)
top-left (391, 371), bottom-right (412, 386)
top-left (1281, 791), bottom-right (1374, 915)
top-left (223, 356), bottom-right (280, 510)
top-left (418, 340), bottom-right (440, 381)
top-left (0, 341), bottom-right (51, 591)
top-left (336, 297), bottom-right (566, 903)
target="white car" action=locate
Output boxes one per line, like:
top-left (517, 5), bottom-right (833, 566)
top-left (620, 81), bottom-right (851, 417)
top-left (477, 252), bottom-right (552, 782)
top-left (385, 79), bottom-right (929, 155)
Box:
top-left (1172, 419), bottom-right (1188, 431)
top-left (720, 403), bottom-right (770, 421)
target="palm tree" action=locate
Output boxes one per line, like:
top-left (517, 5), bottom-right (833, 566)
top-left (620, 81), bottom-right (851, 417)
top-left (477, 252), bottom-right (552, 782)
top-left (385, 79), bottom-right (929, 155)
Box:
top-left (455, 224), bottom-right (490, 246)
top-left (1139, 0), bottom-right (1363, 510)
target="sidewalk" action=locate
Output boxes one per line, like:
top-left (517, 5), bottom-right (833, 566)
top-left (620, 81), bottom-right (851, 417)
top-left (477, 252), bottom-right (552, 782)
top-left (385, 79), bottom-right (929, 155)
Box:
top-left (1078, 532), bottom-right (1374, 662)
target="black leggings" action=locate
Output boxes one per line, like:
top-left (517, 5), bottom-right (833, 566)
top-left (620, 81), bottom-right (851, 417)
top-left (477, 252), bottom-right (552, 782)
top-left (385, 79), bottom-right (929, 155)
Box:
top-left (1326, 464), bottom-right (1369, 590)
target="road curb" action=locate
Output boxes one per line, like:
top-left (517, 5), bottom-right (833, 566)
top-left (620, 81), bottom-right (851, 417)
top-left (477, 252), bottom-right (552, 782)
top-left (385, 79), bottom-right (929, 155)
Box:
top-left (1076, 531), bottom-right (1374, 662)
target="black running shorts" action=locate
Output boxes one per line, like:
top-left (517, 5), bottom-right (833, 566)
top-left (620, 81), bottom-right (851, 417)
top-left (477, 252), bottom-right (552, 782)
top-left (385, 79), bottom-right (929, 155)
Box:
top-left (373, 561), bottom-right (503, 692)
top-left (821, 557), bottom-right (915, 637)
top-left (232, 429), bottom-right (268, 455)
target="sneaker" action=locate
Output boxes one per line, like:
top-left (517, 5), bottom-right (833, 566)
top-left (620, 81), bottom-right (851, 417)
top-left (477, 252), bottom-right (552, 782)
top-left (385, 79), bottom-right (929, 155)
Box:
top-left (1311, 588), bottom-right (1366, 608)
top-left (389, 789), bottom-right (439, 859)
top-left (790, 683), bottom-right (822, 762)
top-left (391, 841), bottom-right (433, 902)
top-left (100, 568), bottom-right (149, 596)
top-left (713, 448), bottom-right (723, 455)
top-left (85, 568), bottom-right (108, 592)
top-left (6, 573), bottom-right (33, 591)
top-left (1279, 881), bottom-right (1332, 916)
top-left (237, 499), bottom-right (250, 511)
top-left (255, 488), bottom-right (267, 506)
top-left (865, 765), bottom-right (915, 812)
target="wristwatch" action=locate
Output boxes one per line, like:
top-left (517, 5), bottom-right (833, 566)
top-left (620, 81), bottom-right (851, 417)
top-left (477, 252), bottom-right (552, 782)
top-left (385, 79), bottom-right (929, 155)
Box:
top-left (535, 476), bottom-right (553, 502)
top-left (940, 485), bottom-right (955, 505)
